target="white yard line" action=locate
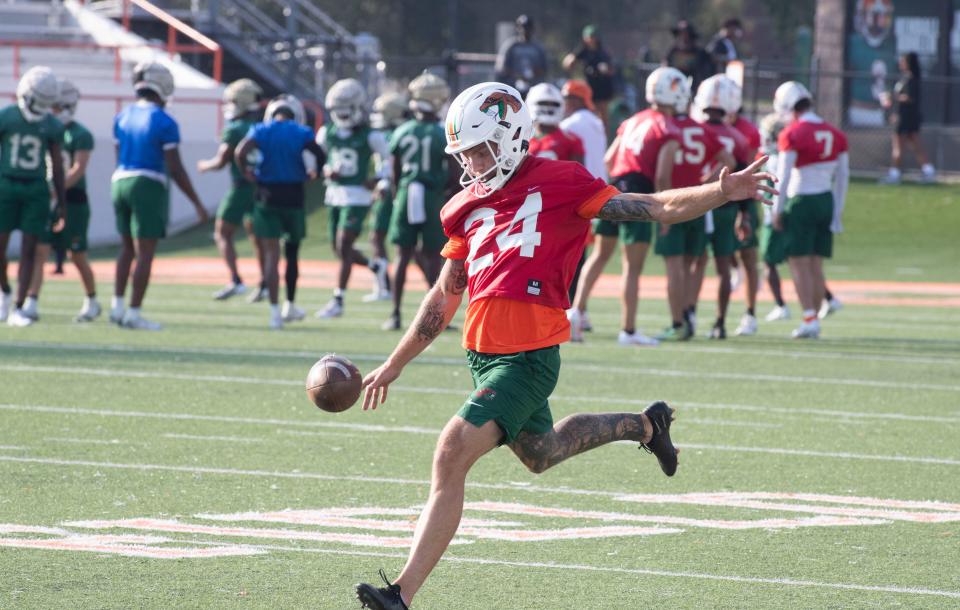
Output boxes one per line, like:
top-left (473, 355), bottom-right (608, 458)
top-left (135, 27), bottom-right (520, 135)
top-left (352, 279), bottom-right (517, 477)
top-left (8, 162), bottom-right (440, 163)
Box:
top-left (161, 434), bottom-right (267, 443)
top-left (681, 443), bottom-right (960, 466)
top-left (182, 540), bottom-right (960, 600)
top-left (43, 438), bottom-right (129, 446)
top-left (2, 361), bottom-right (956, 393)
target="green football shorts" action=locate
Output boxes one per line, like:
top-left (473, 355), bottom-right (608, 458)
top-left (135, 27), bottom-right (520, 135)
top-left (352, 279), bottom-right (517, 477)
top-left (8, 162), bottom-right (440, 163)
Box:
top-left (112, 176), bottom-right (169, 240)
top-left (0, 175), bottom-right (53, 237)
top-left (784, 191), bottom-right (834, 258)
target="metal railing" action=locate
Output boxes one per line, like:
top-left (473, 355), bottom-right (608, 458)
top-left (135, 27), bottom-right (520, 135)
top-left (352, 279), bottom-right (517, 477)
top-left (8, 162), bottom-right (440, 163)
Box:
top-left (119, 0), bottom-right (222, 82)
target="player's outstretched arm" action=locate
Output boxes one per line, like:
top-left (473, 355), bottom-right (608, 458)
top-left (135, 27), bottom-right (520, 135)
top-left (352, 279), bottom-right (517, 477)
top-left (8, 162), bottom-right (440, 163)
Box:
top-left (197, 143), bottom-right (232, 173)
top-left (361, 258), bottom-right (467, 410)
top-left (596, 156), bottom-right (778, 226)
top-left (165, 148), bottom-right (209, 224)
top-left (48, 141), bottom-right (67, 231)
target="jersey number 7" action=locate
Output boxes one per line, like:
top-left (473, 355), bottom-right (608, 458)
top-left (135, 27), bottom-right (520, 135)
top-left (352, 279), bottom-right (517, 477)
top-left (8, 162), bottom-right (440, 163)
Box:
top-left (464, 192), bottom-right (543, 276)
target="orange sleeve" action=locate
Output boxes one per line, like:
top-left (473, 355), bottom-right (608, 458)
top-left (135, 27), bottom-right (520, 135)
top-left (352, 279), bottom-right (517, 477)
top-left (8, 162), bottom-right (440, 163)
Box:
top-left (576, 184), bottom-right (620, 219)
top-left (440, 235), bottom-right (468, 260)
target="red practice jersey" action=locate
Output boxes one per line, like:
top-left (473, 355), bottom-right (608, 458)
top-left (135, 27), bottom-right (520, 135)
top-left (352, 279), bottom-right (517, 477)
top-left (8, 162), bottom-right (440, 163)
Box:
top-left (731, 116), bottom-right (761, 156)
top-left (607, 109), bottom-right (679, 179)
top-left (670, 114), bottom-right (725, 188)
top-left (527, 129), bottom-right (585, 162)
top-left (778, 117), bottom-right (848, 168)
top-left (701, 119), bottom-right (751, 166)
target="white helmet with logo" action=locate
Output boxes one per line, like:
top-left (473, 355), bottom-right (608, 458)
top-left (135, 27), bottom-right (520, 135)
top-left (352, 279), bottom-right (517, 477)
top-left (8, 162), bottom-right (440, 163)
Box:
top-left (525, 83), bottom-right (564, 126)
top-left (645, 66), bottom-right (691, 112)
top-left (132, 60), bottom-right (175, 102)
top-left (223, 78), bottom-right (263, 120)
top-left (773, 81), bottom-right (812, 118)
top-left (371, 92), bottom-right (408, 130)
top-left (265, 94), bottom-right (306, 125)
top-left (694, 74), bottom-right (738, 116)
top-left (54, 77), bottom-right (80, 124)
top-left (325, 78), bottom-right (367, 129)
top-left (17, 66), bottom-right (59, 123)
top-left (408, 72), bottom-right (450, 115)
top-left (444, 81), bottom-right (532, 197)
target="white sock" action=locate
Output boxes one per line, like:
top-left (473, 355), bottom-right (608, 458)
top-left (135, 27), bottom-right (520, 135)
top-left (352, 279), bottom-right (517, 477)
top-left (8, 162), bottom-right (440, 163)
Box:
top-left (128, 306), bottom-right (141, 319)
top-left (24, 296), bottom-right (37, 309)
top-left (111, 295), bottom-right (124, 310)
top-left (270, 304), bottom-right (280, 316)
top-left (83, 296), bottom-right (95, 308)
top-left (921, 163), bottom-right (935, 175)
top-left (333, 288), bottom-right (344, 299)
top-left (802, 309), bottom-right (817, 321)
top-left (284, 300), bottom-right (294, 308)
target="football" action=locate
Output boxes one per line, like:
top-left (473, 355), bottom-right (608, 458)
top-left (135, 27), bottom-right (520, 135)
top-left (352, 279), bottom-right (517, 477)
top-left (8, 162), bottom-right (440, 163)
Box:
top-left (306, 354), bottom-right (363, 413)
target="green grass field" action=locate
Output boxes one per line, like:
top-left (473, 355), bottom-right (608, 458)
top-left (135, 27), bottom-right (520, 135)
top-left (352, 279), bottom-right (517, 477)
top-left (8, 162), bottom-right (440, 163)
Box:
top-left (2, 179), bottom-right (960, 609)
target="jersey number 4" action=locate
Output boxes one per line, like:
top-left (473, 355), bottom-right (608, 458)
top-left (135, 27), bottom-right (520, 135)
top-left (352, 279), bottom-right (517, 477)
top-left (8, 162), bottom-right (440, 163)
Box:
top-left (464, 192), bottom-right (542, 276)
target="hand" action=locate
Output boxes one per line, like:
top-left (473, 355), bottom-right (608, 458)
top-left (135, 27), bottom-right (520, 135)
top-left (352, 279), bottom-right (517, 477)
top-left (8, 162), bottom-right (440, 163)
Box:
top-left (830, 219), bottom-right (843, 234)
top-left (196, 160), bottom-right (209, 173)
top-left (361, 361), bottom-right (402, 410)
top-left (659, 222), bottom-right (669, 237)
top-left (307, 169), bottom-right (318, 181)
top-left (243, 168), bottom-right (256, 183)
top-left (773, 213), bottom-right (784, 231)
top-left (51, 208), bottom-right (66, 233)
top-left (323, 166), bottom-right (339, 180)
top-left (719, 156), bottom-right (779, 201)
top-left (736, 216), bottom-right (752, 241)
top-left (195, 205), bottom-right (210, 224)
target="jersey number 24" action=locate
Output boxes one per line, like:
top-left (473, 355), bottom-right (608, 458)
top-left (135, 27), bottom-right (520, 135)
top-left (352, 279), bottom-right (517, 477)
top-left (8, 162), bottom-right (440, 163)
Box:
top-left (464, 192), bottom-right (543, 276)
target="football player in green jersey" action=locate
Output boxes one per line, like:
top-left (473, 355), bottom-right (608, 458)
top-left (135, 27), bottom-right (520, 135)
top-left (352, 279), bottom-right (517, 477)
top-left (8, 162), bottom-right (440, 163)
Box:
top-left (315, 78), bottom-right (392, 319)
top-left (382, 72), bottom-right (455, 331)
top-left (0, 66), bottom-right (66, 327)
top-left (365, 91), bottom-right (409, 303)
top-left (198, 78), bottom-right (265, 301)
top-left (23, 78), bottom-right (98, 323)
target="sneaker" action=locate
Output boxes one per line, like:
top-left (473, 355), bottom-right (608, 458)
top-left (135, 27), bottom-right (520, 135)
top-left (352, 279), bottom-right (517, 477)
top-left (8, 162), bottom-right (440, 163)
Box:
top-left (686, 311), bottom-right (697, 337)
top-left (618, 330), bottom-right (659, 346)
top-left (0, 292), bottom-right (10, 322)
top-left (355, 570), bottom-right (409, 610)
top-left (362, 289), bottom-right (392, 303)
top-left (315, 298), bottom-right (343, 319)
top-left (791, 319), bottom-right (820, 339)
top-left (75, 300), bottom-right (101, 323)
top-left (213, 282), bottom-right (246, 301)
top-left (580, 312), bottom-right (593, 332)
top-left (247, 286), bottom-right (268, 304)
top-left (269, 310), bottom-right (283, 330)
top-left (119, 311), bottom-right (162, 331)
top-left (109, 306), bottom-right (125, 324)
top-left (764, 305), bottom-right (791, 322)
top-left (369, 258), bottom-right (390, 295)
top-left (21, 298), bottom-right (38, 321)
top-left (6, 309), bottom-right (34, 327)
top-left (879, 169), bottom-right (901, 185)
top-left (709, 323), bottom-right (726, 340)
top-left (566, 308), bottom-right (584, 343)
top-left (656, 323), bottom-right (691, 342)
top-left (818, 297), bottom-right (842, 320)
top-left (640, 401), bottom-right (678, 477)
top-left (381, 312), bottom-right (401, 331)
top-left (282, 302), bottom-right (305, 322)
top-left (734, 313), bottom-right (758, 336)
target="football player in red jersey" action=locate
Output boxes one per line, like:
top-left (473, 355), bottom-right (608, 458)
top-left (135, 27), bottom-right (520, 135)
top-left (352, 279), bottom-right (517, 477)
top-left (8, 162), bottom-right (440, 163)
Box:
top-left (772, 81), bottom-right (848, 339)
top-left (525, 83), bottom-right (585, 163)
top-left (656, 78), bottom-right (734, 341)
top-left (568, 67), bottom-right (690, 346)
top-left (353, 82), bottom-right (777, 610)
top-left (693, 75), bottom-right (751, 339)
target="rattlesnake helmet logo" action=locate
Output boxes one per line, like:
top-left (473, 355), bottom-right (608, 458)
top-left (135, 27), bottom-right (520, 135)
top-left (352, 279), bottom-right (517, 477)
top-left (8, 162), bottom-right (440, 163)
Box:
top-left (479, 91), bottom-right (523, 121)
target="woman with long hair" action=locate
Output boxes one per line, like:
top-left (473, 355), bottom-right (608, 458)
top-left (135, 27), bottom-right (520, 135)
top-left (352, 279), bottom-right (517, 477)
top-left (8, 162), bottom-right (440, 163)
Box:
top-left (881, 52), bottom-right (935, 183)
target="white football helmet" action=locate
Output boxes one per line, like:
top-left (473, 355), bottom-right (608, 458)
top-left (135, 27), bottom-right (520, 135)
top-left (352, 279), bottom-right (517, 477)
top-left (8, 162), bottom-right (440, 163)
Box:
top-left (444, 82), bottom-right (532, 197)
top-left (370, 92), bottom-right (408, 130)
top-left (694, 74), bottom-right (738, 116)
top-left (17, 66), bottom-right (59, 123)
top-left (408, 72), bottom-right (450, 115)
top-left (774, 81), bottom-right (812, 118)
top-left (265, 94), bottom-right (306, 125)
top-left (645, 66), bottom-right (691, 112)
top-left (525, 83), bottom-right (564, 126)
top-left (223, 78), bottom-right (263, 120)
top-left (325, 78), bottom-right (367, 129)
top-left (133, 61), bottom-right (175, 102)
top-left (54, 77), bottom-right (80, 124)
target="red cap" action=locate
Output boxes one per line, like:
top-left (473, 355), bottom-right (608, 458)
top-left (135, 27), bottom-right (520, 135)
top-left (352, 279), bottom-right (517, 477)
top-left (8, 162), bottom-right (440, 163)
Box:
top-left (561, 79), bottom-right (595, 111)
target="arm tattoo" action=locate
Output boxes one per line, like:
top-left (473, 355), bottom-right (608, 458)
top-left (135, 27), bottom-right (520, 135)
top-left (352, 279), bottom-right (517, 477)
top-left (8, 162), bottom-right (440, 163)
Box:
top-left (446, 260), bottom-right (468, 295)
top-left (595, 196), bottom-right (656, 222)
top-left (414, 298), bottom-right (446, 342)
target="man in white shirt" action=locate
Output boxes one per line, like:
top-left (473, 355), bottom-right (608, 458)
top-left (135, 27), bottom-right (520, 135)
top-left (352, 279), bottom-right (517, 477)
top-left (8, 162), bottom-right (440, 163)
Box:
top-left (560, 80), bottom-right (608, 181)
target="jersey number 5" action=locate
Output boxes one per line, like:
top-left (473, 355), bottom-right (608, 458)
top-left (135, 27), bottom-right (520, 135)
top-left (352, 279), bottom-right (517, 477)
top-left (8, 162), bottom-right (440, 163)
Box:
top-left (674, 127), bottom-right (706, 165)
top-left (464, 192), bottom-right (543, 276)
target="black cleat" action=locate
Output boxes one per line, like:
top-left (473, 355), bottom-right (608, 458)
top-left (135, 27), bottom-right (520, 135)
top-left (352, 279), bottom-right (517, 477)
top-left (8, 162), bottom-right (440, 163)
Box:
top-left (356, 570), bottom-right (408, 610)
top-left (640, 401), bottom-right (678, 476)
top-left (709, 323), bottom-right (726, 340)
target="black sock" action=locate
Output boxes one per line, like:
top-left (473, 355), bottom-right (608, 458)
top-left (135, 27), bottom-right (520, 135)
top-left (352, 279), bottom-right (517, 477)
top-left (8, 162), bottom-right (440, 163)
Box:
top-left (747, 307), bottom-right (755, 316)
top-left (87, 291), bottom-right (96, 299)
top-left (623, 328), bottom-right (635, 335)
top-left (824, 288), bottom-right (834, 301)
top-left (672, 321), bottom-right (682, 329)
top-left (232, 272), bottom-right (243, 285)
top-left (775, 295), bottom-right (785, 307)
top-left (716, 316), bottom-right (725, 328)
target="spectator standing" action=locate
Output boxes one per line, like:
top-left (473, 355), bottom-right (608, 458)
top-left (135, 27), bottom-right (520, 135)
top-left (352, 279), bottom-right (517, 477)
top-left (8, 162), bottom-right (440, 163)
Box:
top-left (665, 20), bottom-right (714, 93)
top-left (562, 24), bottom-right (615, 126)
top-left (880, 52), bottom-right (935, 184)
top-left (707, 18), bottom-right (743, 74)
top-left (495, 14), bottom-right (549, 97)
top-left (560, 80), bottom-right (608, 181)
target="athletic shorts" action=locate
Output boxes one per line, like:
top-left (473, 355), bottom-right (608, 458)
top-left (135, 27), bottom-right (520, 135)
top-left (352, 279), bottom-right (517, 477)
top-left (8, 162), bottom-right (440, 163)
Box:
top-left (112, 176), bottom-right (169, 239)
top-left (457, 346), bottom-right (560, 445)
top-left (371, 191), bottom-right (393, 235)
top-left (760, 223), bottom-right (787, 266)
top-left (736, 200), bottom-right (760, 250)
top-left (216, 182), bottom-right (256, 226)
top-left (784, 192), bottom-right (833, 258)
top-left (0, 175), bottom-right (53, 237)
top-left (654, 216), bottom-right (707, 257)
top-left (42, 189), bottom-right (90, 252)
top-left (253, 182), bottom-right (306, 243)
top-left (389, 182), bottom-right (445, 252)
top-left (709, 203), bottom-right (739, 257)
top-left (329, 205), bottom-right (370, 243)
